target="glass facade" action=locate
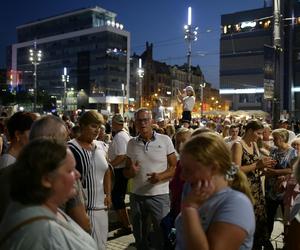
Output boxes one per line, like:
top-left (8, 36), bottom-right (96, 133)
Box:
top-left (11, 7), bottom-right (129, 108)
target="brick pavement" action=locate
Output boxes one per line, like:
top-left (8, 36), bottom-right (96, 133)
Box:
top-left (106, 194), bottom-right (286, 250)
top-left (106, 213), bottom-right (285, 250)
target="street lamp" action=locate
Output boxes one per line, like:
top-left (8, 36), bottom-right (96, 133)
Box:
top-left (29, 41), bottom-right (42, 112)
top-left (137, 58), bottom-right (144, 108)
top-left (200, 82), bottom-right (206, 118)
top-left (121, 83), bottom-right (125, 115)
top-left (184, 6), bottom-right (198, 85)
top-left (61, 67), bottom-right (70, 112)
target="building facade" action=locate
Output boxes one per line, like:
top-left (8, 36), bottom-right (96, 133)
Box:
top-left (220, 6), bottom-right (273, 111)
top-left (133, 42), bottom-right (223, 119)
top-left (8, 6), bottom-right (130, 113)
top-left (220, 0), bottom-right (300, 119)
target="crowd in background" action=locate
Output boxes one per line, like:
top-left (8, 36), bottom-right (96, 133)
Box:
top-left (0, 107), bottom-right (300, 250)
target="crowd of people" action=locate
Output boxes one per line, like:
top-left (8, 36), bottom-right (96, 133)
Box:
top-left (0, 107), bottom-right (300, 250)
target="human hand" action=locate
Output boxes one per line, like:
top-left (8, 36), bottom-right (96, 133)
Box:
top-left (132, 161), bottom-right (140, 175)
top-left (182, 180), bottom-right (215, 209)
top-left (146, 172), bottom-right (161, 184)
top-left (257, 157), bottom-right (276, 169)
top-left (104, 194), bottom-right (112, 209)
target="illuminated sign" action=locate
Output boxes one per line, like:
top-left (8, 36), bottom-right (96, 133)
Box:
top-left (241, 21), bottom-right (256, 29)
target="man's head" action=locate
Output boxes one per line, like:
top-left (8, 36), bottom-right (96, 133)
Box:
top-left (156, 117), bottom-right (165, 128)
top-left (134, 108), bottom-right (152, 137)
top-left (29, 115), bottom-right (68, 141)
top-left (112, 113), bottom-right (124, 132)
top-left (229, 124), bottom-right (239, 140)
top-left (278, 119), bottom-right (289, 129)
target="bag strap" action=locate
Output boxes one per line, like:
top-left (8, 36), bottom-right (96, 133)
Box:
top-left (0, 215), bottom-right (52, 246)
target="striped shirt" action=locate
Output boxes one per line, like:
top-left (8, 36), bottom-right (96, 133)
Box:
top-left (68, 139), bottom-right (108, 210)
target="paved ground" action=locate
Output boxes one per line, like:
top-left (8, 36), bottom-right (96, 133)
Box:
top-left (106, 205), bottom-right (285, 250)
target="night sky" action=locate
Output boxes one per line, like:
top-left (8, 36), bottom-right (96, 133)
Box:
top-left (1, 0), bottom-right (264, 88)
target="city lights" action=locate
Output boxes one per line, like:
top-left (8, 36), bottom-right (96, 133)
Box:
top-left (184, 6), bottom-right (198, 85)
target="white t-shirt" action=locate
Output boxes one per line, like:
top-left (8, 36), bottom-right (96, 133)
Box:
top-left (224, 136), bottom-right (241, 149)
top-left (0, 154), bottom-right (16, 169)
top-left (176, 187), bottom-right (255, 250)
top-left (108, 130), bottom-right (130, 169)
top-left (127, 132), bottom-right (175, 196)
top-left (183, 96), bottom-right (195, 111)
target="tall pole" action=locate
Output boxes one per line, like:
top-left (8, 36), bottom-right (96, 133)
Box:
top-left (200, 82), bottom-right (206, 119)
top-left (184, 7), bottom-right (198, 86)
top-left (122, 83), bottom-right (125, 115)
top-left (137, 58), bottom-right (144, 108)
top-left (62, 67), bottom-right (69, 112)
top-left (33, 61), bottom-right (37, 112)
top-left (272, 0), bottom-right (282, 128)
top-left (29, 41), bottom-right (42, 112)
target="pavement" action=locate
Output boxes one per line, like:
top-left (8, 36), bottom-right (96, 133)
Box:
top-left (106, 221), bottom-right (284, 250)
top-left (106, 195), bottom-right (285, 250)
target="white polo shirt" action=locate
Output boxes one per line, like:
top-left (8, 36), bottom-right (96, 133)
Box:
top-left (127, 132), bottom-right (175, 196)
top-left (108, 130), bottom-right (131, 169)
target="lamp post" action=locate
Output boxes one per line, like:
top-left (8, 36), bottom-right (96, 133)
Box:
top-left (200, 82), bottom-right (206, 118)
top-left (137, 58), bottom-right (144, 108)
top-left (61, 67), bottom-right (69, 112)
top-left (184, 6), bottom-right (198, 85)
top-left (121, 83), bottom-right (125, 115)
top-left (272, 0), bottom-right (283, 129)
top-left (29, 41), bottom-right (42, 112)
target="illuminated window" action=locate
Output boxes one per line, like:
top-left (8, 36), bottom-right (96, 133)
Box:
top-left (264, 20), bottom-right (271, 29)
top-left (223, 26), bottom-right (227, 34)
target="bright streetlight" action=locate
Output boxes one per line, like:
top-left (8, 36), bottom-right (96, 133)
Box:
top-left (29, 41), bottom-right (42, 112)
top-left (184, 6), bottom-right (198, 85)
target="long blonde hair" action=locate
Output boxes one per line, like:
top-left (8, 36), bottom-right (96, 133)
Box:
top-left (181, 132), bottom-right (254, 204)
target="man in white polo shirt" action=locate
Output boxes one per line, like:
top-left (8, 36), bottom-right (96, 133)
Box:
top-left (124, 108), bottom-right (177, 250)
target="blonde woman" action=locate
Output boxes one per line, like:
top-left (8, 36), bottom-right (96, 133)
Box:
top-left (176, 132), bottom-right (255, 250)
top-left (177, 86), bottom-right (195, 122)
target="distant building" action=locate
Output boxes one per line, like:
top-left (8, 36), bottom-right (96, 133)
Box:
top-left (220, 0), bottom-right (300, 119)
top-left (8, 6), bottom-right (130, 113)
top-left (132, 42), bottom-right (223, 119)
top-left (220, 7), bottom-right (273, 111)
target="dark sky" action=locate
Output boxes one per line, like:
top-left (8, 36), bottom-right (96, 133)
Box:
top-left (0, 0), bottom-right (265, 88)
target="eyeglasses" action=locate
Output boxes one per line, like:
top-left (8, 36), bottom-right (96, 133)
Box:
top-left (136, 118), bottom-right (150, 123)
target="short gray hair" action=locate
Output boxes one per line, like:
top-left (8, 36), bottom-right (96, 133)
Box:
top-left (29, 115), bottom-right (67, 141)
top-left (134, 108), bottom-right (152, 121)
